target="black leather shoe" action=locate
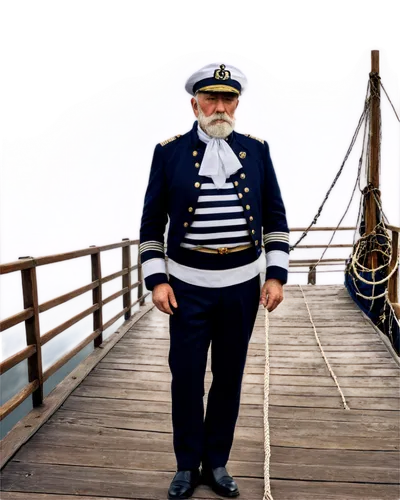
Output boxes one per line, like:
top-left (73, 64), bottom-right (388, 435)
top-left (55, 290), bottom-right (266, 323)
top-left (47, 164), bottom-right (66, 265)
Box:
top-left (202, 466), bottom-right (240, 497)
top-left (168, 469), bottom-right (200, 499)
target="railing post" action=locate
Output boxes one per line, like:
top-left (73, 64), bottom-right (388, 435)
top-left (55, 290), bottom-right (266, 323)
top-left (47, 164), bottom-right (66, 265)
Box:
top-left (122, 238), bottom-right (132, 320)
top-left (19, 257), bottom-right (43, 407)
top-left (137, 248), bottom-right (145, 306)
top-left (308, 265), bottom-right (316, 285)
top-left (388, 230), bottom-right (399, 318)
top-left (90, 246), bottom-right (103, 347)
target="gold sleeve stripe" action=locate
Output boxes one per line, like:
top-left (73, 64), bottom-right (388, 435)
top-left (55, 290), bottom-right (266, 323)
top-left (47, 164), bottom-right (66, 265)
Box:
top-left (263, 232), bottom-right (290, 242)
top-left (139, 241), bottom-right (165, 254)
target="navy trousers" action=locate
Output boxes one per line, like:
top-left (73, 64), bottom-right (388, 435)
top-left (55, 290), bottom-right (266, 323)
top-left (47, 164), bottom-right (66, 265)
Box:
top-left (168, 273), bottom-right (261, 470)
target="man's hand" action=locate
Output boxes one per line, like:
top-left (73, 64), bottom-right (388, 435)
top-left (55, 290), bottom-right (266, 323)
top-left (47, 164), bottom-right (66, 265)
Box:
top-left (152, 283), bottom-right (178, 315)
top-left (260, 279), bottom-right (284, 312)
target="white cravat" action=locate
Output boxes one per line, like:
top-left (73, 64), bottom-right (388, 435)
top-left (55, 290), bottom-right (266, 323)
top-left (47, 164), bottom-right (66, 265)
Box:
top-left (197, 125), bottom-right (243, 188)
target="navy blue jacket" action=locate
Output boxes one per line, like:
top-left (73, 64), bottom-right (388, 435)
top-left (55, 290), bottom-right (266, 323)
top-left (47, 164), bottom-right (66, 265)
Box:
top-left (139, 121), bottom-right (289, 290)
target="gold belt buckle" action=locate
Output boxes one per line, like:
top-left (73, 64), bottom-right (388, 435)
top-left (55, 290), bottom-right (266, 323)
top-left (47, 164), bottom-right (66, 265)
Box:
top-left (217, 247), bottom-right (229, 255)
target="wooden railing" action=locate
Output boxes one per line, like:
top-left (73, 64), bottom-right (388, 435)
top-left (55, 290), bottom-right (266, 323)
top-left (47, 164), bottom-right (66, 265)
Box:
top-left (290, 225), bottom-right (400, 317)
top-left (0, 239), bottom-right (149, 421)
top-left (288, 226), bottom-right (356, 284)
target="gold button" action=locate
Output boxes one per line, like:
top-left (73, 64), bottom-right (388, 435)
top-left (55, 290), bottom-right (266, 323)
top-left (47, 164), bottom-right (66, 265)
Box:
top-left (251, 229), bottom-right (255, 234)
top-left (188, 207), bottom-right (193, 212)
top-left (239, 151), bottom-right (246, 159)
top-left (244, 187), bottom-right (249, 193)
top-left (193, 151), bottom-right (198, 156)
top-left (246, 205), bottom-right (251, 210)
top-left (194, 182), bottom-right (201, 188)
top-left (249, 216), bottom-right (254, 221)
top-left (240, 173), bottom-right (246, 179)
top-left (238, 193), bottom-right (243, 199)
top-left (234, 181), bottom-right (239, 187)
top-left (255, 240), bottom-right (259, 245)
top-left (184, 222), bottom-right (189, 227)
top-left (195, 162), bottom-right (200, 168)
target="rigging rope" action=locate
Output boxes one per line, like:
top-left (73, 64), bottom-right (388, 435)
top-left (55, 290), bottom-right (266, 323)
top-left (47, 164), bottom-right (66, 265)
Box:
top-left (381, 80), bottom-right (400, 122)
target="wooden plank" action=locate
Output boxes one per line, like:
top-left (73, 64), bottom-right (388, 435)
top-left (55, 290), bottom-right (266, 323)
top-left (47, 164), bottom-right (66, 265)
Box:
top-left (2, 462), bottom-right (263, 500)
top-left (48, 408), bottom-right (398, 439)
top-left (63, 395), bottom-right (172, 415)
top-left (127, 326), bottom-right (387, 337)
top-left (71, 384), bottom-right (400, 411)
top-left (98, 360), bottom-right (400, 377)
top-left (80, 375), bottom-right (400, 398)
top-left (1, 462), bottom-right (398, 500)
top-left (63, 395), bottom-right (400, 421)
top-left (103, 353), bottom-right (397, 367)
top-left (121, 334), bottom-right (387, 346)
top-left (0, 303), bottom-right (154, 469)
top-left (12, 444), bottom-right (399, 484)
top-left (28, 423), bottom-right (174, 452)
top-left (91, 367), bottom-right (400, 387)
top-left (110, 338), bottom-right (391, 353)
top-left (91, 365), bottom-right (400, 388)
top-left (105, 345), bottom-right (400, 366)
top-left (43, 410), bottom-right (400, 451)
top-left (24, 419), bottom-right (399, 455)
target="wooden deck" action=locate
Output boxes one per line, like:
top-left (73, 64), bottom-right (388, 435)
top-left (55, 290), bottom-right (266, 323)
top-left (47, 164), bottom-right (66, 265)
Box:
top-left (1, 285), bottom-right (399, 500)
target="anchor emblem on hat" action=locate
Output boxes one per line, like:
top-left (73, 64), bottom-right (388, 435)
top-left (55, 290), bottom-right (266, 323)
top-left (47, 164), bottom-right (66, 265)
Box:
top-left (214, 64), bottom-right (231, 81)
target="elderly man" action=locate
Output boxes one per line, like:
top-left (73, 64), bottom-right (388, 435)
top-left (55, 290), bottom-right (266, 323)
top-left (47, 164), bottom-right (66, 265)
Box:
top-left (139, 63), bottom-right (289, 499)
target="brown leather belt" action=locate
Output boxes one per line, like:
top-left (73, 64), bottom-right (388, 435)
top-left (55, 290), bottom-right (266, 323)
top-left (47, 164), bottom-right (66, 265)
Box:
top-left (192, 243), bottom-right (253, 255)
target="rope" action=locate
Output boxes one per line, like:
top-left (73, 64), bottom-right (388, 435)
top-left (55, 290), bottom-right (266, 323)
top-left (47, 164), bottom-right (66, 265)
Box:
top-left (350, 243), bottom-right (398, 287)
top-left (381, 80), bottom-right (400, 122)
top-left (263, 307), bottom-right (274, 500)
top-left (298, 285), bottom-right (351, 411)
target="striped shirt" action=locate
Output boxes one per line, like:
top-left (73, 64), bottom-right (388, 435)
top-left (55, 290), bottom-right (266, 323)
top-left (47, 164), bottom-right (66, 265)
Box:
top-left (181, 177), bottom-right (252, 249)
top-left (166, 175), bottom-right (262, 287)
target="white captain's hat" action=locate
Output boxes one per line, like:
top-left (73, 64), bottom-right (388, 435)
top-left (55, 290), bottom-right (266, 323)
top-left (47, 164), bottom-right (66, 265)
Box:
top-left (185, 63), bottom-right (247, 96)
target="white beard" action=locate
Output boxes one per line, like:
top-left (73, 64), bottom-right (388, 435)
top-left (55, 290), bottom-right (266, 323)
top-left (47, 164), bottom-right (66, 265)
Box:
top-left (197, 106), bottom-right (235, 138)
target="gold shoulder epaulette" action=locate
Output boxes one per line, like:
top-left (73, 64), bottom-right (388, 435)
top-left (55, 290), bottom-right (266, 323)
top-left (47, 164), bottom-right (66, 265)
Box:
top-left (160, 134), bottom-right (181, 147)
top-left (245, 134), bottom-right (264, 145)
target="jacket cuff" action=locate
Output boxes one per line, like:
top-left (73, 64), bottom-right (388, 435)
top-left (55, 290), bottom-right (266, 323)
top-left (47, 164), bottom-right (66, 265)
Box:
top-left (144, 273), bottom-right (169, 291)
top-left (265, 265), bottom-right (288, 285)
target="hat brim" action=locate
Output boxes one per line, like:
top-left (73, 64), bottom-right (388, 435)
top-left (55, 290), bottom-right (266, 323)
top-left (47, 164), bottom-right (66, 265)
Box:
top-left (196, 84), bottom-right (240, 95)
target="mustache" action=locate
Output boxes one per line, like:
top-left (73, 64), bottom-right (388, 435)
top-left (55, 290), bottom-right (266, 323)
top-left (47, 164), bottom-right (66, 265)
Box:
top-left (202, 112), bottom-right (234, 126)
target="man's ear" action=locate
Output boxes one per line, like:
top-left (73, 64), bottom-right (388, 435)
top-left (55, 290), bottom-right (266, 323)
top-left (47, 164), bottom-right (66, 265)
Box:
top-left (191, 97), bottom-right (199, 117)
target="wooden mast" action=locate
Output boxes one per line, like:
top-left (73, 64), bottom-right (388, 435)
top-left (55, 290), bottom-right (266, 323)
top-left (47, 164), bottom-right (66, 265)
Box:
top-left (365, 50), bottom-right (381, 269)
